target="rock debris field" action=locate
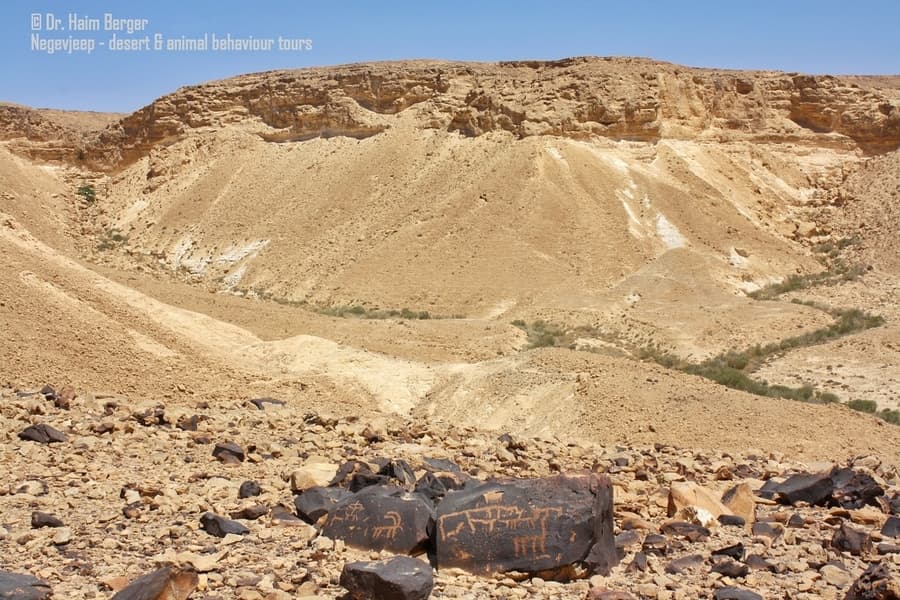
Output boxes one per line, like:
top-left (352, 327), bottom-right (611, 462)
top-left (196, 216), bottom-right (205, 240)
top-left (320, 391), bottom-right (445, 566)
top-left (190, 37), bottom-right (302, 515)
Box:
top-left (1, 384), bottom-right (898, 600)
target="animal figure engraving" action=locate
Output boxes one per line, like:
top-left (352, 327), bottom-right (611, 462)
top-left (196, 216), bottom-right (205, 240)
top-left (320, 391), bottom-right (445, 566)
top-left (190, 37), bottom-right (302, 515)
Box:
top-left (513, 534), bottom-right (549, 558)
top-left (439, 505), bottom-right (563, 541)
top-left (371, 511), bottom-right (402, 540)
top-left (328, 500), bottom-right (364, 526)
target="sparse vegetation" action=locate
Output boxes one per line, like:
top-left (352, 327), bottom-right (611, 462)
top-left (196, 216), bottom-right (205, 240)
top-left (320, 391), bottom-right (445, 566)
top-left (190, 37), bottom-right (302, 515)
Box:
top-left (636, 304), bottom-right (895, 423)
top-left (847, 401), bottom-right (900, 425)
top-left (878, 409), bottom-right (900, 425)
top-left (512, 319), bottom-right (568, 349)
top-left (748, 237), bottom-right (866, 301)
top-left (847, 399), bottom-right (877, 413)
top-left (231, 288), bottom-right (462, 320)
top-left (76, 184), bottom-right (96, 204)
top-left (313, 304), bottom-right (434, 320)
top-left (96, 228), bottom-right (128, 251)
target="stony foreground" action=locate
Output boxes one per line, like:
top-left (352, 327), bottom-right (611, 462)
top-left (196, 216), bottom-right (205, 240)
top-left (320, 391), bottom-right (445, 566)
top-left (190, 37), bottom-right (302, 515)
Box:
top-left (1, 384), bottom-right (899, 599)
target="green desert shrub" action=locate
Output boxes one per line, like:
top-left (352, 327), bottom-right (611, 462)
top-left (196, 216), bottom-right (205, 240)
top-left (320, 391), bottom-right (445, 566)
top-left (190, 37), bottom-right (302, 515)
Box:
top-left (847, 399), bottom-right (878, 414)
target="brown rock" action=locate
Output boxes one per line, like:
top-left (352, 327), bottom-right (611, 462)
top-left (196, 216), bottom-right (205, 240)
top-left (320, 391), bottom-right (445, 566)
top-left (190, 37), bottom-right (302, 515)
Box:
top-left (111, 567), bottom-right (198, 600)
top-left (340, 556), bottom-right (433, 600)
top-left (30, 512), bottom-right (63, 529)
top-left (212, 441), bottom-right (245, 464)
top-left (844, 561), bottom-right (900, 600)
top-left (18, 424), bottom-right (67, 444)
top-left (0, 572), bottom-right (52, 600)
top-left (589, 590), bottom-right (637, 600)
top-left (775, 472), bottom-right (834, 506)
top-left (667, 482), bottom-right (731, 521)
top-left (56, 385), bottom-right (76, 409)
top-left (323, 485), bottom-right (433, 555)
top-left (721, 482), bottom-right (756, 524)
top-left (434, 473), bottom-right (611, 575)
top-left (832, 522), bottom-right (873, 556)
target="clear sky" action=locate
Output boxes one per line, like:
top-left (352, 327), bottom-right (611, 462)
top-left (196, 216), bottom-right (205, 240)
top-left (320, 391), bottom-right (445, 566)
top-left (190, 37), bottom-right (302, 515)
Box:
top-left (2, 0), bottom-right (898, 113)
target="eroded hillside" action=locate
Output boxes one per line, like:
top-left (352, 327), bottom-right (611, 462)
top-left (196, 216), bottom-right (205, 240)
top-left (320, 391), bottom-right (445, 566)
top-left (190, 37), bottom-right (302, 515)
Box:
top-left (1, 57), bottom-right (899, 460)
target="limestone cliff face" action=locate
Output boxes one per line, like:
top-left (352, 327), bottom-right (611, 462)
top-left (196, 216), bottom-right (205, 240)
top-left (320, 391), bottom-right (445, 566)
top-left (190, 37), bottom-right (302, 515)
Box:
top-left (0, 104), bottom-right (81, 163)
top-left (4, 57), bottom-right (900, 169)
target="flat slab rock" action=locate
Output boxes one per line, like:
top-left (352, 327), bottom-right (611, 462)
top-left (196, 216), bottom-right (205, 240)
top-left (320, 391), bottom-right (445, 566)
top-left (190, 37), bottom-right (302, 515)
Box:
top-left (340, 556), bottom-right (434, 600)
top-left (0, 572), bottom-right (52, 600)
top-left (435, 472), bottom-right (616, 575)
top-left (18, 424), bottom-right (67, 444)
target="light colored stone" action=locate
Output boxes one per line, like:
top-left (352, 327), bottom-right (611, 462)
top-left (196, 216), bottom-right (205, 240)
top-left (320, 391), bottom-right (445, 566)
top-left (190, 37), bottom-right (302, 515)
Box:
top-left (667, 481), bottom-right (731, 520)
top-left (722, 482), bottom-right (756, 524)
top-left (51, 527), bottom-right (72, 545)
top-left (290, 461), bottom-right (339, 492)
top-left (820, 564), bottom-right (851, 587)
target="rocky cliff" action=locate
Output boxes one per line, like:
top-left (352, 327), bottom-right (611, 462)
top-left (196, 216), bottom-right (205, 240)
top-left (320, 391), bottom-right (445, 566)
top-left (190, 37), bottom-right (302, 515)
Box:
top-left (76, 57), bottom-right (900, 170)
top-left (4, 58), bottom-right (899, 170)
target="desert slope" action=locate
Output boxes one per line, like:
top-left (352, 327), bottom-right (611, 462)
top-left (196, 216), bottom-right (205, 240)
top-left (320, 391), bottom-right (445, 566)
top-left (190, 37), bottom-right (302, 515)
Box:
top-left (1, 57), bottom-right (899, 465)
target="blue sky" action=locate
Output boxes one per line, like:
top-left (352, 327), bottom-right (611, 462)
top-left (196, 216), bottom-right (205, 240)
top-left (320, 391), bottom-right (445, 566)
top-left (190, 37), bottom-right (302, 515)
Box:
top-left (2, 0), bottom-right (898, 113)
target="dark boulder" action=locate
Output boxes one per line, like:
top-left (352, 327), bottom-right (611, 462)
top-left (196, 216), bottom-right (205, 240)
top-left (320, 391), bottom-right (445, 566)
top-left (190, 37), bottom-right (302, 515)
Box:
top-left (238, 481), bottom-right (261, 499)
top-left (625, 552), bottom-right (649, 573)
top-left (434, 473), bottom-right (616, 575)
top-left (641, 534), bottom-right (668, 556)
top-left (788, 513), bottom-right (806, 528)
top-left (660, 521), bottom-right (710, 542)
top-left (329, 460), bottom-right (375, 488)
top-left (0, 572), bottom-right (52, 600)
top-left (30, 512), bottom-right (63, 529)
top-left (718, 514), bottom-right (746, 527)
top-left (844, 561), bottom-right (900, 600)
top-left (712, 559), bottom-right (750, 578)
top-left (249, 397), bottom-right (286, 410)
top-left (882, 516), bottom-right (900, 538)
top-left (110, 566), bottom-right (198, 600)
top-left (378, 459), bottom-right (417, 488)
top-left (176, 415), bottom-right (201, 431)
top-left (199, 512), bottom-right (249, 538)
top-left (211, 442), bottom-right (245, 464)
top-left (340, 556), bottom-right (434, 600)
top-left (832, 522), bottom-right (872, 556)
top-left (230, 504), bottom-right (268, 520)
top-left (751, 521), bottom-right (784, 542)
top-left (271, 504), bottom-right (307, 526)
top-left (414, 470), bottom-right (472, 503)
top-left (294, 486), bottom-right (353, 524)
top-left (775, 472), bottom-right (834, 506)
top-left (614, 530), bottom-right (642, 552)
top-left (350, 472), bottom-right (392, 493)
top-left (713, 587), bottom-right (763, 600)
top-left (322, 486), bottom-right (434, 555)
top-left (585, 474), bottom-right (617, 576)
top-left (832, 469), bottom-right (885, 509)
top-left (18, 424), bottom-right (66, 444)
top-left (890, 493), bottom-right (900, 515)
top-left (745, 554), bottom-right (776, 572)
top-left (423, 457), bottom-right (462, 473)
top-left (755, 479), bottom-right (781, 500)
top-left (712, 542), bottom-right (745, 560)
